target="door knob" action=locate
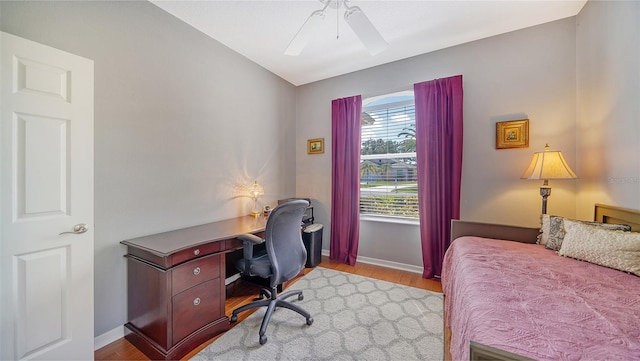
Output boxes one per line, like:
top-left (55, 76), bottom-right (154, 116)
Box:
top-left (59, 224), bottom-right (88, 235)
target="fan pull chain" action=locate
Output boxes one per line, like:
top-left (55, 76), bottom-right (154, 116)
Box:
top-left (336, 0), bottom-right (340, 39)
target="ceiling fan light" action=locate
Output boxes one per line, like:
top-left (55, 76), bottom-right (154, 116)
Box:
top-left (284, 10), bottom-right (326, 56)
top-left (344, 5), bottom-right (387, 55)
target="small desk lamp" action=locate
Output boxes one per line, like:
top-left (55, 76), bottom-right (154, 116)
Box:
top-left (520, 144), bottom-right (577, 214)
top-left (248, 181), bottom-right (264, 216)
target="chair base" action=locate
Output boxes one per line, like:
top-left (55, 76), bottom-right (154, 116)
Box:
top-left (230, 286), bottom-right (313, 345)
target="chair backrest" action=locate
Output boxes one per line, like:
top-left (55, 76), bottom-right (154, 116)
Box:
top-left (264, 200), bottom-right (309, 287)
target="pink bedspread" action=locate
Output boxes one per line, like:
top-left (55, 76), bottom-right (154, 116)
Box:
top-left (442, 236), bottom-right (640, 361)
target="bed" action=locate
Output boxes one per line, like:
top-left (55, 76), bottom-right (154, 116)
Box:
top-left (442, 204), bottom-right (640, 361)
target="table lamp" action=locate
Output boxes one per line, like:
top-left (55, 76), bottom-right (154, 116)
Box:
top-left (520, 144), bottom-right (577, 214)
top-left (248, 181), bottom-right (264, 216)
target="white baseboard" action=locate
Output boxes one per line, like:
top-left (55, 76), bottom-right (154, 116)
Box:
top-left (225, 272), bottom-right (241, 285)
top-left (320, 249), bottom-right (423, 274)
top-left (94, 325), bottom-right (124, 351)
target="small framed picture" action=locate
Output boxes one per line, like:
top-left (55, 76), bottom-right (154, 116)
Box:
top-left (307, 138), bottom-right (324, 154)
top-left (496, 119), bottom-right (529, 149)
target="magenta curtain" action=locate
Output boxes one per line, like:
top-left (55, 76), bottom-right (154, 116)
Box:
top-left (330, 95), bottom-right (362, 265)
top-left (414, 75), bottom-right (463, 279)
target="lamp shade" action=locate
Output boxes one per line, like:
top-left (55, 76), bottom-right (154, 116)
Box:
top-left (248, 181), bottom-right (264, 200)
top-left (521, 144), bottom-right (577, 181)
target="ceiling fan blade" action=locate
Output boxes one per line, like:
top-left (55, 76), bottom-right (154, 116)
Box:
top-left (344, 5), bottom-right (387, 55)
top-left (284, 10), bottom-right (326, 56)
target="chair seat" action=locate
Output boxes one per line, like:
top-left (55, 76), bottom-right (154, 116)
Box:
top-left (235, 249), bottom-right (272, 278)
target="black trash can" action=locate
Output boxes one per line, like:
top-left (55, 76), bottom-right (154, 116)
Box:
top-left (302, 223), bottom-right (323, 268)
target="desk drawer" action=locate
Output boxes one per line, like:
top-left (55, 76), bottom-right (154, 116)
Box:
top-left (172, 254), bottom-right (221, 296)
top-left (172, 279), bottom-right (222, 345)
top-left (170, 242), bottom-right (222, 267)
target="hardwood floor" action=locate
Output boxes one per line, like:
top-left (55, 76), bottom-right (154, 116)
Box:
top-left (95, 256), bottom-right (442, 361)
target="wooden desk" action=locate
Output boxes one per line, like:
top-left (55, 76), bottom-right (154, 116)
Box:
top-left (121, 215), bottom-right (267, 360)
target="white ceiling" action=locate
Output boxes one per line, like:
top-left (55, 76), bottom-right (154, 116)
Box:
top-left (150, 0), bottom-right (587, 86)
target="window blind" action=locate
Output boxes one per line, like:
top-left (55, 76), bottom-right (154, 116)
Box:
top-left (360, 99), bottom-right (418, 218)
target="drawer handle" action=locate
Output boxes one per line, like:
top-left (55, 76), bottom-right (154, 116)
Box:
top-left (193, 267), bottom-right (201, 276)
top-left (193, 249), bottom-right (200, 256)
top-left (193, 297), bottom-right (201, 306)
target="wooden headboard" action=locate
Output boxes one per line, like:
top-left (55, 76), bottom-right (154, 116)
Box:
top-left (450, 204), bottom-right (640, 244)
top-left (594, 203), bottom-right (640, 232)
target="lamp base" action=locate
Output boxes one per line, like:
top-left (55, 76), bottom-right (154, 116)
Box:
top-left (250, 210), bottom-right (261, 217)
top-left (540, 187), bottom-right (551, 214)
top-left (250, 198), bottom-right (261, 217)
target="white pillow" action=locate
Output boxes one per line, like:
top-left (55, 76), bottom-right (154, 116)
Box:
top-left (539, 215), bottom-right (632, 251)
top-left (559, 219), bottom-right (640, 276)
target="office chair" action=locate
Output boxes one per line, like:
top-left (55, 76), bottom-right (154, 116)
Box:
top-left (230, 200), bottom-right (314, 345)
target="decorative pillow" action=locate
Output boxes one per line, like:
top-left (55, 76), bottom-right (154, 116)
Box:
top-left (537, 214), bottom-right (550, 246)
top-left (543, 216), bottom-right (632, 251)
top-left (559, 219), bottom-right (640, 276)
top-left (544, 215), bottom-right (566, 250)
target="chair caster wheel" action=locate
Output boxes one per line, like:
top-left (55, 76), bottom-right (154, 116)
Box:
top-left (259, 335), bottom-right (267, 345)
top-left (298, 294), bottom-right (304, 301)
top-left (306, 317), bottom-right (314, 326)
top-left (258, 290), bottom-right (269, 300)
top-left (230, 315), bottom-right (238, 323)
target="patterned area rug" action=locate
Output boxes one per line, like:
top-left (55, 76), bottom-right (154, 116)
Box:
top-left (191, 267), bottom-right (443, 361)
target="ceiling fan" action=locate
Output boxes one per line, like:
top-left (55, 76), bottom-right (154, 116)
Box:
top-left (284, 0), bottom-right (388, 56)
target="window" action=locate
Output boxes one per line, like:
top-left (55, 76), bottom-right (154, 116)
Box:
top-left (360, 91), bottom-right (418, 219)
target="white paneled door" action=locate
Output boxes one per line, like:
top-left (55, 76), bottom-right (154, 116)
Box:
top-left (1, 32), bottom-right (94, 360)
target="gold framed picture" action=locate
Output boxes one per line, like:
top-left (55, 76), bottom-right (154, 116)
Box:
top-left (307, 138), bottom-right (324, 154)
top-left (496, 119), bottom-right (529, 149)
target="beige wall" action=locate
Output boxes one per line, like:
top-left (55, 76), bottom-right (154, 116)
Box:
top-left (575, 0), bottom-right (640, 219)
top-left (296, 18), bottom-right (578, 267)
top-left (0, 1), bottom-right (297, 337)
